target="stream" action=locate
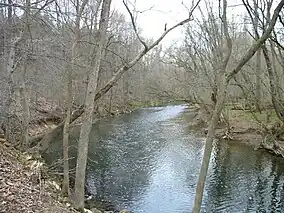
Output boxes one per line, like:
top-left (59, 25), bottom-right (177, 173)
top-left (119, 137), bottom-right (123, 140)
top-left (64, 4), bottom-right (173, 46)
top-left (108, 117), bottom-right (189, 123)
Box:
top-left (45, 105), bottom-right (284, 212)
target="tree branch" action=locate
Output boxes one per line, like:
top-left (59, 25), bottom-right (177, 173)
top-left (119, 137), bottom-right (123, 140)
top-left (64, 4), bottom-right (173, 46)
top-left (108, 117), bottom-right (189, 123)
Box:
top-left (225, 0), bottom-right (284, 84)
top-left (94, 0), bottom-right (202, 101)
top-left (123, 0), bottom-right (148, 50)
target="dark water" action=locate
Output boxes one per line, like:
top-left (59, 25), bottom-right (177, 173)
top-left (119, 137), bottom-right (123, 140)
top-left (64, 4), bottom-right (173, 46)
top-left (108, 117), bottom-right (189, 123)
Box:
top-left (46, 105), bottom-right (284, 212)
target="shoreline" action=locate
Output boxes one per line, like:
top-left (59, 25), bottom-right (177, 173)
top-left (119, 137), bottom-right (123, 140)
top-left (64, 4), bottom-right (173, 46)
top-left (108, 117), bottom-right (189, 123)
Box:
top-left (2, 103), bottom-right (284, 212)
top-left (185, 104), bottom-right (284, 157)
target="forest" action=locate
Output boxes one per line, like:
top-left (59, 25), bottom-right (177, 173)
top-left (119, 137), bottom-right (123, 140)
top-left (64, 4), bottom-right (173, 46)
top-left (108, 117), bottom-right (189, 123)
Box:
top-left (1, 0), bottom-right (284, 212)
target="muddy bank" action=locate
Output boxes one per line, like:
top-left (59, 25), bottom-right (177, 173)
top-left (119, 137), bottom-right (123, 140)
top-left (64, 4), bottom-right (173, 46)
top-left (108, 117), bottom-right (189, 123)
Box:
top-left (185, 104), bottom-right (284, 157)
top-left (0, 140), bottom-right (132, 213)
top-left (24, 107), bottom-right (134, 212)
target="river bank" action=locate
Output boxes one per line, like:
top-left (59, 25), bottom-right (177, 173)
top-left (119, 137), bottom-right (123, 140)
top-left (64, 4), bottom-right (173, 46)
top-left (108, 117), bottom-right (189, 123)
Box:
top-left (2, 103), bottom-right (284, 212)
top-left (42, 104), bottom-right (284, 212)
top-left (0, 140), bottom-right (133, 213)
top-left (0, 141), bottom-right (78, 213)
top-left (185, 104), bottom-right (284, 157)
top-left (0, 99), bottom-right (139, 212)
top-left (2, 102), bottom-right (284, 212)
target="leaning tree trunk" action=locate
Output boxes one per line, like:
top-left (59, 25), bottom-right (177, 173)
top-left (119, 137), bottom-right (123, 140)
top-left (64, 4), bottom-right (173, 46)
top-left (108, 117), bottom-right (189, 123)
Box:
top-left (73, 0), bottom-right (112, 210)
top-left (193, 74), bottom-right (227, 213)
top-left (193, 0), bottom-right (232, 211)
top-left (192, 1), bottom-right (284, 211)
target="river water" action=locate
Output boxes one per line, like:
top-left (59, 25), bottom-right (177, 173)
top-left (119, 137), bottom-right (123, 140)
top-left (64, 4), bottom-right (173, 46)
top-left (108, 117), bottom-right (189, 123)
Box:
top-left (46, 105), bottom-right (284, 212)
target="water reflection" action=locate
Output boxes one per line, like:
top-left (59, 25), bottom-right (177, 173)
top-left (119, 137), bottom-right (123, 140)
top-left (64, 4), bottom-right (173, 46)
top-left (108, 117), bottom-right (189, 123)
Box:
top-left (205, 141), bottom-right (284, 213)
top-left (46, 105), bottom-right (284, 212)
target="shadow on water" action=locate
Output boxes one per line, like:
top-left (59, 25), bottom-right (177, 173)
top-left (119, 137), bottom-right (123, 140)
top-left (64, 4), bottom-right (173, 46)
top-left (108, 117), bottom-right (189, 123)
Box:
top-left (44, 104), bottom-right (284, 212)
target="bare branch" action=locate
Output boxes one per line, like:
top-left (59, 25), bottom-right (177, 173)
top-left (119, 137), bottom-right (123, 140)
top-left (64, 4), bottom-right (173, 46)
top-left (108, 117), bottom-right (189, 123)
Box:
top-left (226, 0), bottom-right (284, 84)
top-left (94, 0), bottom-right (202, 101)
top-left (123, 0), bottom-right (148, 50)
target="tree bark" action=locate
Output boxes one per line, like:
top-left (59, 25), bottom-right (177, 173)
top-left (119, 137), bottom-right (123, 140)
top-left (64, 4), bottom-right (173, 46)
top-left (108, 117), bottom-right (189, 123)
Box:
top-left (62, 62), bottom-right (72, 196)
top-left (62, 0), bottom-right (90, 197)
top-left (253, 0), bottom-right (262, 113)
top-left (73, 0), bottom-right (112, 209)
top-left (262, 45), bottom-right (284, 123)
top-left (20, 71), bottom-right (31, 148)
top-left (193, 74), bottom-right (227, 213)
top-left (255, 49), bottom-right (262, 112)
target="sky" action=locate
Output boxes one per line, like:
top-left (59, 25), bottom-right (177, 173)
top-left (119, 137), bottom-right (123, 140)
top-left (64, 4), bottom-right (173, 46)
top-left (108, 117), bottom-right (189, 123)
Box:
top-left (112, 0), bottom-right (244, 47)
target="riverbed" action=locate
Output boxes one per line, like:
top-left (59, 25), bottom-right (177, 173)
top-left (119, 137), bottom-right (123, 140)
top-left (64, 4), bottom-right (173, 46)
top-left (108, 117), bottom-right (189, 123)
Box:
top-left (45, 105), bottom-right (284, 212)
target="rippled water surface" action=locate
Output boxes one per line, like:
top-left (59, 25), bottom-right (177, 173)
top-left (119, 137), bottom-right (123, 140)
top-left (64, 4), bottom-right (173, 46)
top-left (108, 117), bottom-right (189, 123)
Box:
top-left (47, 105), bottom-right (284, 212)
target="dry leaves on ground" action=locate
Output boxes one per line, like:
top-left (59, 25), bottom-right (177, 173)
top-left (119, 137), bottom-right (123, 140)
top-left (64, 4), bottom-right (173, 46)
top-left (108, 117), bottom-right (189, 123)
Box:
top-left (0, 143), bottom-right (76, 213)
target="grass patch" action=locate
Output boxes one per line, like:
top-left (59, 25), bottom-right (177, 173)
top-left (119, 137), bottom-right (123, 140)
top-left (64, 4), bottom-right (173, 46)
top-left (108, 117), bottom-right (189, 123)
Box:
top-left (232, 109), bottom-right (278, 122)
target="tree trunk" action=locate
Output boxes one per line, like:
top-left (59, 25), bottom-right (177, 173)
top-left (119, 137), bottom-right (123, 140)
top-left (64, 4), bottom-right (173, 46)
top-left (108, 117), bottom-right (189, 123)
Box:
top-left (262, 45), bottom-right (284, 123)
top-left (255, 49), bottom-right (262, 112)
top-left (4, 33), bottom-right (23, 145)
top-left (193, 1), bottom-right (284, 211)
top-left (3, 0), bottom-right (31, 148)
top-left (20, 0), bottom-right (31, 149)
top-left (270, 41), bottom-right (283, 103)
top-left (62, 0), bottom-right (89, 197)
top-left (62, 63), bottom-right (72, 196)
top-left (193, 1), bottom-right (232, 210)
top-left (193, 74), bottom-right (227, 213)
top-left (253, 0), bottom-right (262, 113)
top-left (20, 79), bottom-right (30, 148)
top-left (73, 0), bottom-right (112, 210)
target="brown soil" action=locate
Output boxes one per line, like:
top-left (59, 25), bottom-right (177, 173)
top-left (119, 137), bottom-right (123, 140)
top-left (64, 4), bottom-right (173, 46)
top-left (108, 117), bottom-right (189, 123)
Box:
top-left (224, 110), bottom-right (263, 148)
top-left (0, 141), bottom-right (78, 213)
top-left (186, 105), bottom-right (278, 151)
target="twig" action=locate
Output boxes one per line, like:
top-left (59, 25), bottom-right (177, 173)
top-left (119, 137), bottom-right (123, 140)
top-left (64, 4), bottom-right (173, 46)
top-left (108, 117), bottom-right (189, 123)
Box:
top-left (123, 0), bottom-right (148, 50)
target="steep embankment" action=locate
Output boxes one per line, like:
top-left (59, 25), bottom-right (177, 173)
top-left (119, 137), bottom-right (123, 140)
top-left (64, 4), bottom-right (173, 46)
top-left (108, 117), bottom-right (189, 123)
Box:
top-left (0, 142), bottom-right (77, 213)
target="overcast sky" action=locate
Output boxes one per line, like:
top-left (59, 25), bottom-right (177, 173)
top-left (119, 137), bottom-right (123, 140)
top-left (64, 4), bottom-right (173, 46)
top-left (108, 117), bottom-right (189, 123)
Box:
top-left (112, 0), bottom-right (244, 46)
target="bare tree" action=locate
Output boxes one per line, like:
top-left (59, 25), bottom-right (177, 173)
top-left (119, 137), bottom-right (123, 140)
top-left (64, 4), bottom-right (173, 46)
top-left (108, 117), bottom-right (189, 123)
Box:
top-left (73, 0), bottom-right (112, 209)
top-left (33, 0), bottom-right (201, 151)
top-left (71, 0), bottom-right (202, 209)
top-left (243, 0), bottom-right (284, 124)
top-left (193, 0), bottom-right (233, 211)
top-left (193, 0), bottom-right (284, 212)
top-left (253, 0), bottom-right (263, 112)
top-left (62, 0), bottom-right (90, 197)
